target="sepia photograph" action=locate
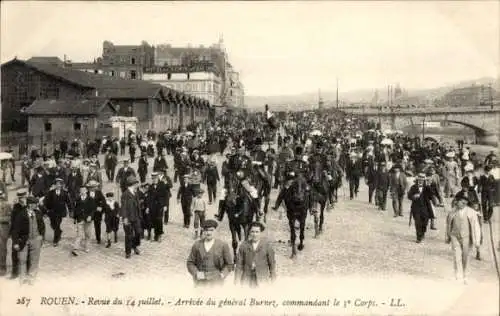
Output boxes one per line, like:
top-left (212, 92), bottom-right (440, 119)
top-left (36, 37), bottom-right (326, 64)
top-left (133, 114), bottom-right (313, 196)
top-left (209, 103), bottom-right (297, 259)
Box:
top-left (0, 1), bottom-right (499, 315)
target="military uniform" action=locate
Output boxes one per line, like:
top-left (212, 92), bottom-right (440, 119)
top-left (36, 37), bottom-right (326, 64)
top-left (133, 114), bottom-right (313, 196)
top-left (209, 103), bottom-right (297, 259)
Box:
top-left (0, 194), bottom-right (11, 276)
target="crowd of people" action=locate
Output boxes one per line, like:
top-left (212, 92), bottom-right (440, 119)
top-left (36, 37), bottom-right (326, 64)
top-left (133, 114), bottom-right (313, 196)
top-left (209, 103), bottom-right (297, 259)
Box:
top-left (0, 108), bottom-right (498, 287)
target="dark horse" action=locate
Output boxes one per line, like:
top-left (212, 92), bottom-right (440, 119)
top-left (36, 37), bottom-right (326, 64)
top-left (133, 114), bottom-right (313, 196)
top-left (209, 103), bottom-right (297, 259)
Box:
top-left (247, 162), bottom-right (272, 222)
top-left (218, 172), bottom-right (259, 263)
top-left (309, 157), bottom-right (329, 238)
top-left (273, 179), bottom-right (309, 259)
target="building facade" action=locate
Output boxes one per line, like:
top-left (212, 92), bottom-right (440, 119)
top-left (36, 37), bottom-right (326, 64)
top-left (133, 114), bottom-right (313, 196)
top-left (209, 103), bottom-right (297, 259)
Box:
top-left (1, 58), bottom-right (211, 133)
top-left (143, 71), bottom-right (222, 106)
top-left (227, 66), bottom-right (245, 108)
top-left (67, 41), bottom-right (155, 80)
top-left (444, 85), bottom-right (497, 107)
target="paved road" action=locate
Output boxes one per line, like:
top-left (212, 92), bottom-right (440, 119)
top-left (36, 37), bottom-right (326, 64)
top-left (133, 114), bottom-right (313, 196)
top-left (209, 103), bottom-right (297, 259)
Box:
top-left (1, 150), bottom-right (498, 315)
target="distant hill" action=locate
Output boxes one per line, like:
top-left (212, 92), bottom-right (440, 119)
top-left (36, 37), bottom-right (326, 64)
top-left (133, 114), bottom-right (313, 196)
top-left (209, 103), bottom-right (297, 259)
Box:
top-left (245, 77), bottom-right (498, 109)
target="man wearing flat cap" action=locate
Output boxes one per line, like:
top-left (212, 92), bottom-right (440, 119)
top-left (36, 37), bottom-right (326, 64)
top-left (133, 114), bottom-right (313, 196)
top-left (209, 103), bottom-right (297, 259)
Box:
top-left (11, 195), bottom-right (45, 285)
top-left (186, 219), bottom-right (232, 287)
top-left (43, 178), bottom-right (71, 247)
top-left (120, 175), bottom-right (142, 258)
top-left (446, 192), bottom-right (481, 284)
top-left (234, 222), bottom-right (276, 288)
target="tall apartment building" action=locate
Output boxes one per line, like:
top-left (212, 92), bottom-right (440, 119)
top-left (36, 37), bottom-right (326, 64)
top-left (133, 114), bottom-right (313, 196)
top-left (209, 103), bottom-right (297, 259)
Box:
top-left (67, 41), bottom-right (155, 80)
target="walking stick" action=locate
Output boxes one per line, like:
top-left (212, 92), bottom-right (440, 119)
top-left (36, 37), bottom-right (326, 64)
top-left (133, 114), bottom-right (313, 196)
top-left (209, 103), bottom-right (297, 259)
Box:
top-left (488, 218), bottom-right (500, 281)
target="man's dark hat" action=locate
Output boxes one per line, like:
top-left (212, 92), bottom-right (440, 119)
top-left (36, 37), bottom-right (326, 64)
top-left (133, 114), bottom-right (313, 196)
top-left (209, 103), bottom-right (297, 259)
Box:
top-left (27, 196), bottom-right (39, 205)
top-left (454, 191), bottom-right (470, 203)
top-left (250, 221), bottom-right (265, 232)
top-left (17, 190), bottom-right (27, 197)
top-left (125, 175), bottom-right (139, 186)
top-left (202, 219), bottom-right (218, 229)
top-left (295, 146), bottom-right (303, 156)
top-left (254, 138), bottom-right (263, 146)
top-left (105, 192), bottom-right (114, 198)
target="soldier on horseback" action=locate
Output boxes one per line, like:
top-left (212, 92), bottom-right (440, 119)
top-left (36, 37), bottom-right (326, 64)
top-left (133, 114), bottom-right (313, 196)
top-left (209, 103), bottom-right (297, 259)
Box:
top-left (275, 136), bottom-right (294, 189)
top-left (284, 145), bottom-right (310, 203)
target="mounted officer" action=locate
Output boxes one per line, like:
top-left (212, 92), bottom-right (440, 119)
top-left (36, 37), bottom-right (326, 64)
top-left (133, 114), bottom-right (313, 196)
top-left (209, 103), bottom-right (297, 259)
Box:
top-left (250, 138), bottom-right (271, 190)
top-left (284, 145), bottom-right (309, 203)
top-left (275, 136), bottom-right (294, 188)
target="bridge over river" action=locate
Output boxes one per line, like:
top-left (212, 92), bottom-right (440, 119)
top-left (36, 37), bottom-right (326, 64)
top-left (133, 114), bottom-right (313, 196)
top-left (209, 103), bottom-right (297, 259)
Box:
top-left (343, 106), bottom-right (500, 146)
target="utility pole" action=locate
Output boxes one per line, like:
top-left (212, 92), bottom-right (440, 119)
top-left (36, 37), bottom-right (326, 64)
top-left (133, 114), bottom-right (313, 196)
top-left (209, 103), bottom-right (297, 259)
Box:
top-left (489, 83), bottom-right (493, 109)
top-left (336, 78), bottom-right (339, 109)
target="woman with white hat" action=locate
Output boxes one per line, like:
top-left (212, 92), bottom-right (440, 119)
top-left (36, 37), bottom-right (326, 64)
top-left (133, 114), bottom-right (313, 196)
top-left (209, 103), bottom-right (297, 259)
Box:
top-left (443, 151), bottom-right (460, 198)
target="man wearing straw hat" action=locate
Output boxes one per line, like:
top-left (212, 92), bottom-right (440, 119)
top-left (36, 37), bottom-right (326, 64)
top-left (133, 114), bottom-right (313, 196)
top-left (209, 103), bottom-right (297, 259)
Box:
top-left (86, 180), bottom-right (106, 244)
top-left (120, 175), bottom-right (142, 258)
top-left (446, 192), bottom-right (481, 284)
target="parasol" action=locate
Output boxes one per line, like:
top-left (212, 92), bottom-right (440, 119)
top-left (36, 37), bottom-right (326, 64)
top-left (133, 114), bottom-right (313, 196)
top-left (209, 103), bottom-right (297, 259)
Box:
top-left (310, 130), bottom-right (323, 136)
top-left (185, 131), bottom-right (194, 137)
top-left (380, 138), bottom-right (394, 146)
top-left (383, 129), bottom-right (393, 135)
top-left (0, 152), bottom-right (13, 160)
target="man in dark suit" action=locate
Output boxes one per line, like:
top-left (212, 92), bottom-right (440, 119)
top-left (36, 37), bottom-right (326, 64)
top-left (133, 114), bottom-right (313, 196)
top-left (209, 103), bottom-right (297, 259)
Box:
top-left (29, 166), bottom-right (49, 198)
top-left (204, 159), bottom-right (220, 205)
top-left (186, 219), bottom-right (232, 287)
top-left (374, 162), bottom-right (391, 211)
top-left (86, 181), bottom-right (106, 244)
top-left (43, 178), bottom-right (71, 246)
top-left (408, 173), bottom-right (434, 243)
top-left (234, 222), bottom-right (276, 288)
top-left (153, 152), bottom-right (168, 173)
top-left (11, 196), bottom-right (45, 285)
top-left (146, 172), bottom-right (167, 242)
top-left (389, 165), bottom-right (408, 217)
top-left (0, 186), bottom-right (11, 276)
top-left (120, 175), bottom-right (142, 258)
top-left (137, 152), bottom-right (149, 183)
top-left (345, 153), bottom-right (362, 199)
top-left (160, 169), bottom-right (173, 224)
top-left (178, 174), bottom-right (195, 228)
top-left (116, 159), bottom-right (136, 193)
top-left (104, 149), bottom-right (118, 182)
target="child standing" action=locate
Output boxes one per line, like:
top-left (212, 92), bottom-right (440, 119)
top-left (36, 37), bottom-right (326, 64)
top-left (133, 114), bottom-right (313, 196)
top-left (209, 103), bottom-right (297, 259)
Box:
top-left (191, 188), bottom-right (206, 239)
top-left (104, 192), bottom-right (120, 248)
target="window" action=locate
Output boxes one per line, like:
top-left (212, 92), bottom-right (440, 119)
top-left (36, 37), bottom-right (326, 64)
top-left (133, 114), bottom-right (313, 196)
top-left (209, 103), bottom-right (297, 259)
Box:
top-left (94, 69), bottom-right (98, 74)
top-left (74, 123), bottom-right (82, 131)
top-left (130, 70), bottom-right (137, 79)
top-left (156, 102), bottom-right (162, 114)
top-left (167, 73), bottom-right (172, 80)
top-left (187, 73), bottom-right (190, 80)
top-left (44, 122), bottom-right (52, 132)
top-left (110, 70), bottom-right (115, 76)
top-left (131, 57), bottom-right (136, 65)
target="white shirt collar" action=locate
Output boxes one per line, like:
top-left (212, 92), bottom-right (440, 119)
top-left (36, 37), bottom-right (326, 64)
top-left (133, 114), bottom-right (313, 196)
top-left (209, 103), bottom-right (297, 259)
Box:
top-left (203, 238), bottom-right (215, 252)
top-left (251, 240), bottom-right (260, 250)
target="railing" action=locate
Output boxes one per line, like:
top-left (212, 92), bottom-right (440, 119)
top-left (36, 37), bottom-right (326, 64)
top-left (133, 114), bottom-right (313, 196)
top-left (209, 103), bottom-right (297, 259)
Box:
top-left (347, 105), bottom-right (500, 115)
top-left (0, 127), bottom-right (113, 159)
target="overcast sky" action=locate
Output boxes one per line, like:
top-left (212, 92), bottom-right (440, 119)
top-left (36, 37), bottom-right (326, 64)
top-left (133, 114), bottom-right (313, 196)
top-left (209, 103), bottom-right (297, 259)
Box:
top-left (1, 1), bottom-right (499, 96)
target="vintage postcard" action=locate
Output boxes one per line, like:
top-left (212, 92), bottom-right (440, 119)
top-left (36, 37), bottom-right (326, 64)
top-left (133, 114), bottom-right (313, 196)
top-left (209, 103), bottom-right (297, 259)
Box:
top-left (0, 1), bottom-right (499, 315)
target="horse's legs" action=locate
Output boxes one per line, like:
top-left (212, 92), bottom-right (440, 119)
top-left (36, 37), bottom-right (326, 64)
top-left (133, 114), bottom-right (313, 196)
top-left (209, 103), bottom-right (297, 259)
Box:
top-left (263, 195), bottom-right (270, 223)
top-left (230, 224), bottom-right (239, 264)
top-left (319, 200), bottom-right (326, 233)
top-left (298, 213), bottom-right (306, 251)
top-left (288, 218), bottom-right (297, 259)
